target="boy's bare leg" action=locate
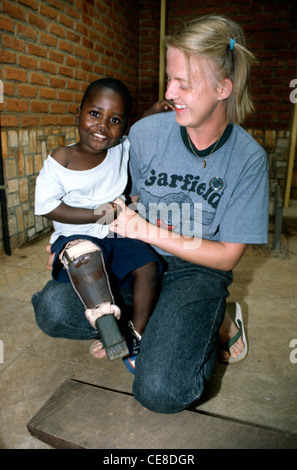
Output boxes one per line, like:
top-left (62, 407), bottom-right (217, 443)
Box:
top-left (131, 262), bottom-right (159, 335)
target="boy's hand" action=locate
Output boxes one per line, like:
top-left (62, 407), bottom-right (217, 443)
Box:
top-left (94, 202), bottom-right (121, 225)
top-left (46, 244), bottom-right (54, 271)
top-left (143, 100), bottom-right (175, 118)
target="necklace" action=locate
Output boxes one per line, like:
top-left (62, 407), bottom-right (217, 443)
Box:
top-left (187, 128), bottom-right (225, 168)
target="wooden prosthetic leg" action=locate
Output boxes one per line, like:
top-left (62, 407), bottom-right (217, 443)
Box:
top-left (59, 239), bottom-right (128, 361)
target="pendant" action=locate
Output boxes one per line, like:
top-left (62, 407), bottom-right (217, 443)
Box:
top-left (203, 161), bottom-right (206, 168)
top-left (209, 176), bottom-right (224, 191)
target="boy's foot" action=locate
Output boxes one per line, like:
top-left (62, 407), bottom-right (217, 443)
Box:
top-left (90, 340), bottom-right (107, 359)
top-left (123, 321), bottom-right (141, 374)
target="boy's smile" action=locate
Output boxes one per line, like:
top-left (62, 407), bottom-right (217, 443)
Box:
top-left (76, 88), bottom-right (127, 156)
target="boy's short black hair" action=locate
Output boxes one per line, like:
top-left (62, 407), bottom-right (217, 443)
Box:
top-left (80, 78), bottom-right (132, 119)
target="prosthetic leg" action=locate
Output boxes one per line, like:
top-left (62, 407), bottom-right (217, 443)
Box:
top-left (59, 239), bottom-right (128, 361)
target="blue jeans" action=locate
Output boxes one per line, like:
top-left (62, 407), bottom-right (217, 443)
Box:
top-left (32, 256), bottom-right (232, 413)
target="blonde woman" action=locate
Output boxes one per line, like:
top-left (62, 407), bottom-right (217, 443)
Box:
top-left (110, 15), bottom-right (269, 412)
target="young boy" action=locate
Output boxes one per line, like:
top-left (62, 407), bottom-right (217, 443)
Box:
top-left (34, 78), bottom-right (163, 373)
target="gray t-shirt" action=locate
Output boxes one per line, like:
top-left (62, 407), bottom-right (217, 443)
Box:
top-left (128, 112), bottom-right (269, 256)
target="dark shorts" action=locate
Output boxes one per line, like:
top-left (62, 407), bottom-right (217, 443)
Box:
top-left (51, 234), bottom-right (164, 287)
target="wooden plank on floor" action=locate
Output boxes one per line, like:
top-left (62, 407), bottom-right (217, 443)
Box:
top-left (27, 379), bottom-right (297, 449)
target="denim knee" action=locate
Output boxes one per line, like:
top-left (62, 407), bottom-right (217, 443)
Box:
top-left (31, 290), bottom-right (64, 338)
top-left (133, 368), bottom-right (196, 414)
top-left (31, 280), bottom-right (95, 340)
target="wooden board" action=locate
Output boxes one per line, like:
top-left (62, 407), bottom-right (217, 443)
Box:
top-left (27, 379), bottom-right (297, 449)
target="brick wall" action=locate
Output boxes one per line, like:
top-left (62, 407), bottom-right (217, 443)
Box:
top-left (138, 0), bottom-right (297, 199)
top-left (139, 0), bottom-right (297, 130)
top-left (0, 0), bottom-right (139, 254)
top-left (0, 0), bottom-right (139, 127)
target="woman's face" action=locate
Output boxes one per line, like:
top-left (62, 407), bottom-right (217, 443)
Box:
top-left (165, 46), bottom-right (223, 130)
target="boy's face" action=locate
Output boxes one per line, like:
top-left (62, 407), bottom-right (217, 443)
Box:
top-left (77, 88), bottom-right (127, 154)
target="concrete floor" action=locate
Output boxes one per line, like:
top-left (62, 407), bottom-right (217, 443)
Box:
top-left (1, 200), bottom-right (297, 449)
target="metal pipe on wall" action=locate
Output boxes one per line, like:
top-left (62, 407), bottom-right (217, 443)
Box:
top-left (284, 99), bottom-right (297, 207)
top-left (0, 124), bottom-right (11, 256)
top-left (158, 0), bottom-right (167, 101)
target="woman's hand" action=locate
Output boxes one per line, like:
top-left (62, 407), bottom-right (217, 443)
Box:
top-left (109, 198), bottom-right (149, 240)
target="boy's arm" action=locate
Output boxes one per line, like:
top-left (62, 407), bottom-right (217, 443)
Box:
top-left (44, 201), bottom-right (120, 225)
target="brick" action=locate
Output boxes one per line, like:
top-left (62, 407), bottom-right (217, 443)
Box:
top-left (48, 0), bottom-right (65, 11)
top-left (28, 12), bottom-right (47, 30)
top-left (2, 1), bottom-right (26, 21)
top-left (31, 101), bottom-right (49, 113)
top-left (51, 102), bottom-right (67, 113)
top-left (65, 5), bottom-right (80, 20)
top-left (58, 40), bottom-right (74, 54)
top-left (19, 178), bottom-right (28, 204)
top-left (18, 0), bottom-right (38, 10)
top-left (66, 55), bottom-right (80, 68)
top-left (75, 46), bottom-right (88, 59)
top-left (59, 116), bottom-right (75, 126)
top-left (39, 4), bottom-right (58, 20)
top-left (18, 55), bottom-right (38, 69)
top-left (5, 98), bottom-right (29, 113)
top-left (50, 77), bottom-right (66, 88)
top-left (17, 24), bottom-right (38, 40)
top-left (41, 116), bottom-right (59, 126)
top-left (39, 88), bottom-right (56, 100)
top-left (26, 154), bottom-right (34, 175)
top-left (49, 23), bottom-right (65, 38)
top-left (5, 159), bottom-right (17, 179)
top-left (18, 148), bottom-right (25, 176)
top-left (18, 85), bottom-right (38, 98)
top-left (58, 13), bottom-right (74, 29)
top-left (67, 31), bottom-right (81, 44)
top-left (27, 44), bottom-right (48, 58)
top-left (19, 130), bottom-right (29, 147)
top-left (0, 50), bottom-right (17, 64)
top-left (34, 154), bottom-right (42, 173)
top-left (0, 16), bottom-right (15, 32)
top-left (66, 80), bottom-right (80, 91)
top-left (40, 32), bottom-right (57, 48)
top-left (1, 115), bottom-right (19, 127)
top-left (31, 73), bottom-right (48, 86)
top-left (2, 34), bottom-right (26, 52)
top-left (40, 60), bottom-right (57, 74)
top-left (4, 67), bottom-right (28, 82)
top-left (49, 50), bottom-right (64, 64)
top-left (58, 91), bottom-right (73, 102)
top-left (58, 65), bottom-right (73, 78)
top-left (1, 131), bottom-right (8, 159)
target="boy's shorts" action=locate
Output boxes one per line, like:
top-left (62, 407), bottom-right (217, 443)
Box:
top-left (51, 234), bottom-right (164, 287)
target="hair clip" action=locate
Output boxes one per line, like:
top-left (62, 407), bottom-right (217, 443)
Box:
top-left (229, 38), bottom-right (236, 50)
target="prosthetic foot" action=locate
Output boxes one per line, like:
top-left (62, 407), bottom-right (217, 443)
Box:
top-left (59, 239), bottom-right (128, 361)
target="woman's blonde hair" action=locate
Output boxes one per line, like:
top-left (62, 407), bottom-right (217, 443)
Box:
top-left (165, 15), bottom-right (256, 124)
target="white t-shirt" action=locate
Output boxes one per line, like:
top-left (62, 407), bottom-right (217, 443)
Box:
top-left (35, 138), bottom-right (130, 243)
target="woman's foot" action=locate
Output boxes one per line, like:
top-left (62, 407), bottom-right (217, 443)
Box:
top-left (219, 306), bottom-right (246, 362)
